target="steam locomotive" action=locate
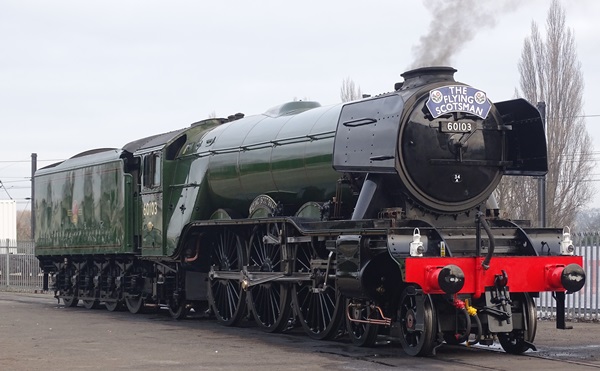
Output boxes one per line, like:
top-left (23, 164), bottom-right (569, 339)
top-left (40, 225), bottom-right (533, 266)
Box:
top-left (35, 67), bottom-right (586, 356)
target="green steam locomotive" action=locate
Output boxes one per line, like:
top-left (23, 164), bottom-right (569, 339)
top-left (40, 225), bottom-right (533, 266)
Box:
top-left (35, 67), bottom-right (585, 356)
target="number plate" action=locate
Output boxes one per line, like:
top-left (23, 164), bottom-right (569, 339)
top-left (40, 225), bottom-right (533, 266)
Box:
top-left (440, 121), bottom-right (473, 133)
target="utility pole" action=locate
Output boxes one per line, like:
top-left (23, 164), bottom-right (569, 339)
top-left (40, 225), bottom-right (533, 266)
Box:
top-left (31, 153), bottom-right (37, 240)
top-left (537, 102), bottom-right (546, 228)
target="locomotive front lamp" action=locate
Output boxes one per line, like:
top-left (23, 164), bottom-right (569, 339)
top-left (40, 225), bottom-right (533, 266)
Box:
top-left (560, 227), bottom-right (575, 255)
top-left (409, 228), bottom-right (424, 257)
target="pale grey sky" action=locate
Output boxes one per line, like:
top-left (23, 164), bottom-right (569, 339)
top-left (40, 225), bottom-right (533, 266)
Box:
top-left (1, 0), bottom-right (599, 209)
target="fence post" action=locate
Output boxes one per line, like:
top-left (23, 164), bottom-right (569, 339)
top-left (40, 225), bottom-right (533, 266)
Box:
top-left (4, 238), bottom-right (9, 287)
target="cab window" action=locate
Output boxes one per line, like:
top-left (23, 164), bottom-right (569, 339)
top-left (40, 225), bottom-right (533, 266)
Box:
top-left (142, 153), bottom-right (161, 189)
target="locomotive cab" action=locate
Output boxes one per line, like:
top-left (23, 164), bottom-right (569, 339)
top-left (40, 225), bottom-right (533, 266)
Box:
top-left (125, 128), bottom-right (188, 256)
top-left (139, 150), bottom-right (163, 254)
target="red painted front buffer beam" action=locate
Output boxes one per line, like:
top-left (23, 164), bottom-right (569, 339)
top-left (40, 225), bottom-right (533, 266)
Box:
top-left (405, 256), bottom-right (585, 298)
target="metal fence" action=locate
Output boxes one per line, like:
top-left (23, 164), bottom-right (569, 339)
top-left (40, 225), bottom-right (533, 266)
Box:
top-left (1, 237), bottom-right (599, 321)
top-left (537, 234), bottom-right (600, 321)
top-left (0, 239), bottom-right (45, 292)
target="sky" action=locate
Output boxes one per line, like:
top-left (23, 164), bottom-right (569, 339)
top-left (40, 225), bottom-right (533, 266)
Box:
top-left (1, 0), bottom-right (600, 210)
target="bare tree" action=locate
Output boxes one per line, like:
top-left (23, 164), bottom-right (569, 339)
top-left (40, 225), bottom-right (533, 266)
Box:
top-left (340, 77), bottom-right (362, 102)
top-left (575, 208), bottom-right (600, 232)
top-left (17, 209), bottom-right (31, 240)
top-left (495, 0), bottom-right (593, 228)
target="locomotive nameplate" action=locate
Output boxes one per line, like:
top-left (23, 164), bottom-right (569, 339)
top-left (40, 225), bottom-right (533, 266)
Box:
top-left (426, 85), bottom-right (491, 119)
top-left (439, 121), bottom-right (473, 133)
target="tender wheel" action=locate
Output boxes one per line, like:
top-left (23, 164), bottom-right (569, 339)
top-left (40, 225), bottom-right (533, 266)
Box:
top-left (125, 296), bottom-right (145, 314)
top-left (104, 301), bottom-right (122, 312)
top-left (124, 263), bottom-right (148, 314)
top-left (498, 293), bottom-right (537, 354)
top-left (346, 299), bottom-right (379, 347)
top-left (247, 224), bottom-right (292, 332)
top-left (292, 240), bottom-right (343, 340)
top-left (63, 296), bottom-right (79, 308)
top-left (102, 263), bottom-right (123, 312)
top-left (79, 264), bottom-right (100, 309)
top-left (398, 286), bottom-right (437, 356)
top-left (207, 229), bottom-right (247, 326)
top-left (58, 264), bottom-right (78, 307)
top-left (83, 300), bottom-right (100, 309)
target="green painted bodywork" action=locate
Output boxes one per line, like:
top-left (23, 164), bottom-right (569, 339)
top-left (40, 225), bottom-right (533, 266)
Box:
top-left (161, 119), bottom-right (226, 255)
top-left (204, 103), bottom-right (342, 209)
top-left (35, 101), bottom-right (348, 258)
top-left (35, 150), bottom-right (134, 256)
top-left (163, 103), bottom-right (345, 255)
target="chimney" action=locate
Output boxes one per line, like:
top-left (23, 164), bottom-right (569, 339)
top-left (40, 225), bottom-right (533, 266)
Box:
top-left (399, 66), bottom-right (457, 90)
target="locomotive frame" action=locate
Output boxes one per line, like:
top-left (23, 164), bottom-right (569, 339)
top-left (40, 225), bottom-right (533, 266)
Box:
top-left (35, 67), bottom-right (586, 356)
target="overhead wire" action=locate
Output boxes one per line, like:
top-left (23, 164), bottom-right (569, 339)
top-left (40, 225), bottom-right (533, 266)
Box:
top-left (0, 180), bottom-right (14, 200)
top-left (1, 115), bottom-right (600, 195)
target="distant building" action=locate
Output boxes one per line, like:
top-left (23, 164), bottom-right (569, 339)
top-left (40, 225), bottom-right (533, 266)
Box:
top-left (0, 200), bottom-right (17, 254)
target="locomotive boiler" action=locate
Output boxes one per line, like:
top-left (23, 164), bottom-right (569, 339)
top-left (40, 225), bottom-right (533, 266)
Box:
top-left (35, 67), bottom-right (586, 356)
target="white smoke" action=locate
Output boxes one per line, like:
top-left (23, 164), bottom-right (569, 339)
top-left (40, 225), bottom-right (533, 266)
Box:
top-left (409, 0), bottom-right (521, 69)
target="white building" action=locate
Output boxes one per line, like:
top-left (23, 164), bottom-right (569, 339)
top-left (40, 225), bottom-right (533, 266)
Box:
top-left (0, 200), bottom-right (17, 254)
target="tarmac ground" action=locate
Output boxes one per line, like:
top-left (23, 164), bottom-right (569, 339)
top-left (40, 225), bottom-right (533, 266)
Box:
top-left (1, 291), bottom-right (599, 370)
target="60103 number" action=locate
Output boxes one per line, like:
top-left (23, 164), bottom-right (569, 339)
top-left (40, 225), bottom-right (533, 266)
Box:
top-left (440, 121), bottom-right (473, 133)
top-left (143, 201), bottom-right (158, 216)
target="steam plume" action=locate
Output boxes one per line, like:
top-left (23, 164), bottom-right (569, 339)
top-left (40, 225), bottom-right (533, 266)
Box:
top-left (409, 0), bottom-right (520, 69)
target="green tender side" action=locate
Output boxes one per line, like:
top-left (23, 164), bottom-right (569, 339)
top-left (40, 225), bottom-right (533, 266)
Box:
top-left (34, 149), bottom-right (134, 256)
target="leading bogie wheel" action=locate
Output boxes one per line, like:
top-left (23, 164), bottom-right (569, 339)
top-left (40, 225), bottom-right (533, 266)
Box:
top-left (207, 229), bottom-right (247, 326)
top-left (498, 292), bottom-right (537, 354)
top-left (346, 299), bottom-right (379, 347)
top-left (397, 286), bottom-right (437, 356)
